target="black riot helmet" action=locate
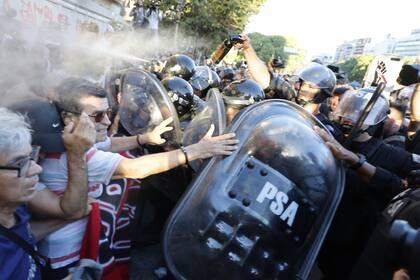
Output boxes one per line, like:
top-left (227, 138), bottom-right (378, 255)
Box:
top-left (296, 62), bottom-right (337, 105)
top-left (162, 77), bottom-right (194, 118)
top-left (219, 67), bottom-right (235, 81)
top-left (210, 70), bottom-right (221, 88)
top-left (333, 88), bottom-right (389, 140)
top-left (161, 54), bottom-right (196, 80)
top-left (190, 66), bottom-right (213, 90)
top-left (222, 79), bottom-right (265, 109)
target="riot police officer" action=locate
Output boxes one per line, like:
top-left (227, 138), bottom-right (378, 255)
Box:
top-left (160, 54), bottom-right (196, 81)
top-left (350, 187), bottom-right (420, 280)
top-left (221, 79), bottom-right (265, 124)
top-left (218, 67), bottom-right (236, 89)
top-left (162, 76), bottom-right (206, 129)
top-left (190, 65), bottom-right (220, 98)
top-left (234, 36), bottom-right (341, 138)
top-left (318, 88), bottom-right (420, 279)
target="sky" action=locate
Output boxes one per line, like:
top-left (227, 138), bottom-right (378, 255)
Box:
top-left (245, 0), bottom-right (420, 58)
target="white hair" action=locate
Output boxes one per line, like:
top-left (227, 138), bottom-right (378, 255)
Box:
top-left (0, 108), bottom-right (32, 156)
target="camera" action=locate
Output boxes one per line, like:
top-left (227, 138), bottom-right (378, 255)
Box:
top-left (224, 34), bottom-right (244, 48)
top-left (397, 64), bottom-right (420, 86)
top-left (388, 219), bottom-right (420, 278)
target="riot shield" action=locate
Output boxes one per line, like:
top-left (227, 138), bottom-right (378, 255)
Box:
top-left (182, 88), bottom-right (227, 172)
top-left (118, 69), bottom-right (182, 148)
top-left (164, 100), bottom-right (345, 280)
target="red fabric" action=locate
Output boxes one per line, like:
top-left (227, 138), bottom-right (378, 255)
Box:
top-left (85, 149), bottom-right (97, 162)
top-left (80, 202), bottom-right (101, 260)
top-left (45, 152), bottom-right (62, 159)
top-left (102, 262), bottom-right (129, 280)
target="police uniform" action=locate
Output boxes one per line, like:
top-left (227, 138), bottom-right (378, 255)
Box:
top-left (268, 73), bottom-right (296, 101)
top-left (319, 137), bottom-right (420, 279)
top-left (350, 188), bottom-right (420, 280)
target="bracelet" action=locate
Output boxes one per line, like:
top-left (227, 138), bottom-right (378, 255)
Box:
top-left (348, 153), bottom-right (367, 170)
top-left (180, 146), bottom-right (189, 165)
top-left (136, 134), bottom-right (142, 147)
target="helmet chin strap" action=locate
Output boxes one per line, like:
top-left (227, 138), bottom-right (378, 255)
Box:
top-left (342, 123), bottom-right (375, 143)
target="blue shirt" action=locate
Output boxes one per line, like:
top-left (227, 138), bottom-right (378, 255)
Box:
top-left (0, 205), bottom-right (41, 280)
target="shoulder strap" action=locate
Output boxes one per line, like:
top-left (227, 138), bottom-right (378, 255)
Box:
top-left (0, 224), bottom-right (48, 267)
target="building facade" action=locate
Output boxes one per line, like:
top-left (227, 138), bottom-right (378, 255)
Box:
top-left (334, 37), bottom-right (371, 62)
top-left (393, 29), bottom-right (420, 58)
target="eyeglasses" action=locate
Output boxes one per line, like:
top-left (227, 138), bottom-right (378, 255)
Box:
top-left (0, 146), bottom-right (40, 177)
top-left (66, 109), bottom-right (112, 123)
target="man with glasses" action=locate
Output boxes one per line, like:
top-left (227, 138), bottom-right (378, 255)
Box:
top-left (36, 78), bottom-right (238, 278)
top-left (0, 105), bottom-right (95, 280)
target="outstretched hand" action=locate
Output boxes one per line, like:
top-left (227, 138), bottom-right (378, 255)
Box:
top-left (144, 117), bottom-right (174, 145)
top-left (184, 124), bottom-right (239, 160)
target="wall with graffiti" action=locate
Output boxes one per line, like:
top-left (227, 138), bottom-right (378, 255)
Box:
top-left (0, 0), bottom-right (124, 36)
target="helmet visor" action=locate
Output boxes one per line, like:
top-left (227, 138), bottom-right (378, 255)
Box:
top-left (296, 62), bottom-right (336, 91)
top-left (333, 89), bottom-right (389, 126)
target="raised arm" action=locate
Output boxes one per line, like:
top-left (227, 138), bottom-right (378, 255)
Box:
top-left (28, 113), bottom-right (95, 220)
top-left (235, 35), bottom-right (271, 89)
top-left (113, 125), bottom-right (238, 179)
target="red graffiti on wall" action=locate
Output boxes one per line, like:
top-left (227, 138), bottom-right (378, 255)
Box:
top-left (19, 0), bottom-right (69, 30)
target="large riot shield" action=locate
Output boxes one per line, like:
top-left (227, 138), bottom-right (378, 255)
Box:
top-left (164, 100), bottom-right (345, 280)
top-left (182, 88), bottom-right (226, 172)
top-left (119, 69), bottom-right (182, 148)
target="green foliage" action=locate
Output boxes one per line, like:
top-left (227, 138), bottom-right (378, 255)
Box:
top-left (159, 0), bottom-right (266, 48)
top-left (338, 55), bottom-right (374, 82)
top-left (248, 32), bottom-right (305, 73)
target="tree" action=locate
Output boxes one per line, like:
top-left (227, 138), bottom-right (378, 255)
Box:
top-left (159, 0), bottom-right (267, 49)
top-left (338, 55), bottom-right (374, 82)
top-left (248, 32), bottom-right (305, 73)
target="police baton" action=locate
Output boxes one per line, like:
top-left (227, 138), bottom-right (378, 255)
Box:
top-left (344, 82), bottom-right (386, 148)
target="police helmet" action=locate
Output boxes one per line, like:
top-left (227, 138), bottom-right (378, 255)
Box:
top-left (190, 66), bottom-right (215, 92)
top-left (296, 62), bottom-right (337, 104)
top-left (162, 77), bottom-right (194, 117)
top-left (210, 70), bottom-right (221, 88)
top-left (219, 67), bottom-right (235, 81)
top-left (162, 54), bottom-right (196, 80)
top-left (333, 88), bottom-right (389, 137)
top-left (222, 79), bottom-right (265, 109)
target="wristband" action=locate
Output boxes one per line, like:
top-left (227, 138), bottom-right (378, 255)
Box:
top-left (180, 146), bottom-right (189, 165)
top-left (349, 153), bottom-right (367, 170)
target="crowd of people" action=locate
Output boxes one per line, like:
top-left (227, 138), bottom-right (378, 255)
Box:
top-left (1, 6), bottom-right (420, 280)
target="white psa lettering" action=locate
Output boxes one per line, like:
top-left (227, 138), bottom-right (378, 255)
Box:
top-left (256, 182), bottom-right (299, 227)
top-left (271, 191), bottom-right (288, 215)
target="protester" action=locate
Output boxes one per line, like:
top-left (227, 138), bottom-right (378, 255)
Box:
top-left (0, 105), bottom-right (95, 279)
top-left (30, 77), bottom-right (237, 278)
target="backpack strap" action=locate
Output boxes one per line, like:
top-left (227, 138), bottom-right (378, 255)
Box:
top-left (0, 224), bottom-right (49, 267)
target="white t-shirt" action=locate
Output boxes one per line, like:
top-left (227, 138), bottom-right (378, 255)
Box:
top-left (37, 148), bottom-right (123, 268)
top-left (147, 9), bottom-right (160, 30)
top-left (94, 137), bottom-right (111, 151)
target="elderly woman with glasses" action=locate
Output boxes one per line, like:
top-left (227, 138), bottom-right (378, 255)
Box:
top-left (0, 106), bottom-right (96, 280)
